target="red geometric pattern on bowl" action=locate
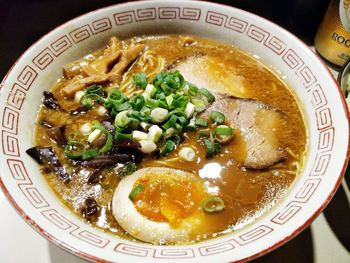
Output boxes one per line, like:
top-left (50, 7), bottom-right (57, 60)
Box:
top-left (1, 131), bottom-right (20, 157)
top-left (264, 36), bottom-right (286, 55)
top-left (19, 185), bottom-right (50, 208)
top-left (310, 154), bottom-right (331, 176)
top-left (91, 17), bottom-right (112, 34)
top-left (70, 25), bottom-right (93, 43)
top-left (247, 24), bottom-right (270, 43)
top-left (0, 4), bottom-right (343, 262)
top-left (6, 83), bottom-right (26, 110)
top-left (7, 159), bottom-right (31, 182)
top-left (158, 7), bottom-right (181, 19)
top-left (2, 107), bottom-right (19, 134)
top-left (318, 127), bottom-right (334, 152)
top-left (282, 49), bottom-right (304, 70)
top-left (50, 35), bottom-right (72, 56)
top-left (42, 209), bottom-right (109, 248)
top-left (316, 107), bottom-right (332, 130)
top-left (153, 248), bottom-right (195, 259)
top-left (206, 11), bottom-right (227, 26)
top-left (224, 16), bottom-right (248, 33)
top-left (297, 66), bottom-right (317, 88)
top-left (114, 243), bottom-right (153, 257)
top-left (199, 239), bottom-right (236, 256)
top-left (309, 84), bottom-right (328, 109)
top-left (16, 65), bottom-right (37, 90)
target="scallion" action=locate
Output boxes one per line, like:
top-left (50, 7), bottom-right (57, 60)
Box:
top-left (115, 110), bottom-right (131, 128)
top-left (203, 138), bottom-right (215, 157)
top-left (81, 148), bottom-right (99, 160)
top-left (162, 115), bottom-right (178, 129)
top-left (214, 127), bottom-right (233, 136)
top-left (129, 184), bottom-right (145, 201)
top-left (133, 73), bottom-right (147, 89)
top-left (195, 118), bottom-right (208, 127)
top-left (201, 196), bottom-right (225, 213)
top-left (210, 111), bottom-right (225, 124)
top-left (160, 140), bottom-right (176, 156)
top-left (118, 163), bottom-right (137, 178)
top-left (199, 88), bottom-right (215, 103)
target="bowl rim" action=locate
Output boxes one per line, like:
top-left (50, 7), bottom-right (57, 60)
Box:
top-left (0, 0), bottom-right (349, 262)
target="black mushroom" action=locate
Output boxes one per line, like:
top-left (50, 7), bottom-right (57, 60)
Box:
top-left (82, 154), bottom-right (131, 167)
top-left (89, 133), bottom-right (107, 149)
top-left (45, 126), bottom-right (68, 147)
top-left (101, 120), bottom-right (115, 135)
top-left (39, 121), bottom-right (67, 147)
top-left (42, 91), bottom-right (61, 110)
top-left (70, 106), bottom-right (89, 115)
top-left (26, 146), bottom-right (71, 183)
top-left (111, 139), bottom-right (143, 163)
top-left (81, 197), bottom-right (100, 222)
top-left (81, 139), bottom-right (143, 168)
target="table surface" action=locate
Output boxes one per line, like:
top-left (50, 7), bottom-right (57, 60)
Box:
top-left (0, 1), bottom-right (350, 262)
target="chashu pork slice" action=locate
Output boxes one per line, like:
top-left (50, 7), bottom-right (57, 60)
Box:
top-left (204, 96), bottom-right (285, 169)
top-left (174, 55), bottom-right (285, 169)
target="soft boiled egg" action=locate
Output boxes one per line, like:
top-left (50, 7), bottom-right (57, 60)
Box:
top-left (112, 167), bottom-right (213, 244)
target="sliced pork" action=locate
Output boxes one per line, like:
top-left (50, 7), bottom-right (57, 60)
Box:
top-left (174, 56), bottom-right (285, 169)
top-left (204, 96), bottom-right (285, 169)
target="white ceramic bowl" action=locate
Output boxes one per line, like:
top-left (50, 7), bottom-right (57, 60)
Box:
top-left (0, 1), bottom-right (349, 262)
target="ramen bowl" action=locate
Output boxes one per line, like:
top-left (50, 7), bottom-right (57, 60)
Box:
top-left (0, 1), bottom-right (349, 262)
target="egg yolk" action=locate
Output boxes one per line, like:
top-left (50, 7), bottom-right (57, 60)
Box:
top-left (132, 171), bottom-right (206, 226)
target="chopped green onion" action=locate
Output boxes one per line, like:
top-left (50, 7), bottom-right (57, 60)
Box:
top-left (177, 116), bottom-right (188, 126)
top-left (164, 128), bottom-right (175, 139)
top-left (118, 163), bottom-right (137, 178)
top-left (169, 134), bottom-right (181, 145)
top-left (85, 84), bottom-right (104, 96)
top-left (174, 123), bottom-right (183, 132)
top-left (115, 110), bottom-right (131, 128)
top-left (162, 115), bottom-right (178, 129)
top-left (133, 73), bottom-right (147, 89)
top-left (64, 141), bottom-right (98, 160)
top-left (81, 97), bottom-right (94, 109)
top-left (214, 142), bottom-right (222, 154)
top-left (203, 138), bottom-right (215, 157)
top-left (129, 184), bottom-right (145, 201)
top-left (82, 148), bottom-right (99, 160)
top-left (105, 89), bottom-right (127, 110)
top-left (210, 111), bottom-right (225, 124)
top-left (195, 118), bottom-right (208, 127)
top-left (198, 129), bottom-right (210, 139)
top-left (186, 82), bottom-right (198, 96)
top-left (172, 96), bottom-right (189, 108)
top-left (140, 107), bottom-right (151, 117)
top-left (64, 141), bottom-right (85, 159)
top-left (191, 98), bottom-right (207, 112)
top-left (114, 101), bottom-right (131, 112)
top-left (166, 94), bottom-right (173, 107)
top-left (201, 196), bottom-right (225, 213)
top-left (115, 130), bottom-right (132, 140)
top-left (214, 127), bottom-right (233, 136)
top-left (186, 118), bottom-right (196, 130)
top-left (160, 140), bottom-right (176, 156)
top-left (199, 88), bottom-right (215, 103)
top-left (130, 95), bottom-right (145, 111)
top-left (90, 121), bottom-right (113, 153)
top-left (145, 98), bottom-right (159, 109)
top-left (99, 132), bottom-right (113, 153)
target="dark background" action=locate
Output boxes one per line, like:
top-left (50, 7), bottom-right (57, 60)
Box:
top-left (2, 0), bottom-right (350, 262)
top-left (0, 0), bottom-right (330, 79)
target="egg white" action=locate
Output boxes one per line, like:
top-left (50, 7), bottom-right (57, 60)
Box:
top-left (112, 167), bottom-right (202, 244)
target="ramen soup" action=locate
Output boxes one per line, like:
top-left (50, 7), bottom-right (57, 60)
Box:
top-left (27, 35), bottom-right (306, 245)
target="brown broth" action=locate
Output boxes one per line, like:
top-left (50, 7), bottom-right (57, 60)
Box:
top-left (34, 35), bottom-right (306, 243)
